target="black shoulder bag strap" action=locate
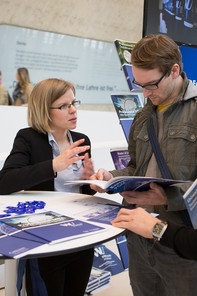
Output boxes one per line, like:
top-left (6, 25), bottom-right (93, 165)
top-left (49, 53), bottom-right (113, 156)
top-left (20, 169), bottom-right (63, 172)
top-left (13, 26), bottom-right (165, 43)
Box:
top-left (147, 117), bottom-right (192, 227)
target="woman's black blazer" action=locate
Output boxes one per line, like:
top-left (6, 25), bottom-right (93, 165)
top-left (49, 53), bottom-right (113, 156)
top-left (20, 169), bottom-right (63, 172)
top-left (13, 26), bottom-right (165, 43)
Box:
top-left (0, 127), bottom-right (95, 195)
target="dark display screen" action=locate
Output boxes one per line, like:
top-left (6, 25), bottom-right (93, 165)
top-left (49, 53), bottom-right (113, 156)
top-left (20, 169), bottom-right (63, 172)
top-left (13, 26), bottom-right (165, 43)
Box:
top-left (143, 0), bottom-right (197, 46)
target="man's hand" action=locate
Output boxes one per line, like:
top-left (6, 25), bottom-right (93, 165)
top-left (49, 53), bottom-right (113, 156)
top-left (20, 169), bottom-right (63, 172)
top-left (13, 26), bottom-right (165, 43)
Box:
top-left (90, 168), bottom-right (113, 192)
top-left (121, 182), bottom-right (168, 205)
top-left (111, 207), bottom-right (161, 239)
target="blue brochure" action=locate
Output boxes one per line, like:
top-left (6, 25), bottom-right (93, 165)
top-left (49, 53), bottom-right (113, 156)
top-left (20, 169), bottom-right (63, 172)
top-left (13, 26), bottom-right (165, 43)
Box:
top-left (65, 177), bottom-right (189, 193)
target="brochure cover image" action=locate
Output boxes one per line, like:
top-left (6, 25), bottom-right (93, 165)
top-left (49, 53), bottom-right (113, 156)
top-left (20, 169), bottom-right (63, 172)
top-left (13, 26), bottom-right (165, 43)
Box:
top-left (111, 92), bottom-right (144, 141)
top-left (114, 39), bottom-right (135, 66)
top-left (1, 211), bottom-right (71, 230)
top-left (114, 39), bottom-right (139, 90)
top-left (0, 220), bottom-right (19, 235)
top-left (111, 93), bottom-right (143, 120)
top-left (110, 147), bottom-right (130, 170)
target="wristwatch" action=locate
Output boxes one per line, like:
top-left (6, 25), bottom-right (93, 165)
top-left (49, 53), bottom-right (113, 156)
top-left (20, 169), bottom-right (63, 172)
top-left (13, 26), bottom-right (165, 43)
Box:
top-left (152, 221), bottom-right (168, 241)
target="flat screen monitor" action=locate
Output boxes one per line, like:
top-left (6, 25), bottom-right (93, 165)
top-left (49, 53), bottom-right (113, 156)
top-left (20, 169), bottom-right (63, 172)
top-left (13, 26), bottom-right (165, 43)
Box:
top-left (143, 0), bottom-right (197, 47)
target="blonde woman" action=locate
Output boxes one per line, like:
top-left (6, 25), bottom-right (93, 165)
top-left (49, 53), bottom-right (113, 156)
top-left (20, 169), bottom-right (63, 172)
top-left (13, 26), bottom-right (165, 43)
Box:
top-left (12, 67), bottom-right (33, 105)
top-left (0, 78), bottom-right (95, 295)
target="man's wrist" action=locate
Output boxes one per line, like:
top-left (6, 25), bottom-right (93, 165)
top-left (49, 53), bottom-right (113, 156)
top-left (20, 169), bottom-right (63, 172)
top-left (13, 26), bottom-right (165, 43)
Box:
top-left (152, 220), bottom-right (168, 241)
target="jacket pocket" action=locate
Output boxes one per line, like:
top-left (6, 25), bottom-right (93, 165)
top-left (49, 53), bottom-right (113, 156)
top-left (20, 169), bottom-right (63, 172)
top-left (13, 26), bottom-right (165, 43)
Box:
top-left (134, 124), bottom-right (151, 162)
top-left (167, 125), bottom-right (197, 167)
top-left (168, 126), bottom-right (197, 142)
top-left (135, 123), bottom-right (149, 142)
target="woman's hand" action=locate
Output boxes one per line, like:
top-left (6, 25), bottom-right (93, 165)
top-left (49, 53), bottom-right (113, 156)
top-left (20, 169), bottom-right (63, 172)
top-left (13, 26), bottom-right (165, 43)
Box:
top-left (52, 139), bottom-right (90, 173)
top-left (89, 168), bottom-right (113, 193)
top-left (81, 153), bottom-right (95, 179)
top-left (111, 207), bottom-right (161, 239)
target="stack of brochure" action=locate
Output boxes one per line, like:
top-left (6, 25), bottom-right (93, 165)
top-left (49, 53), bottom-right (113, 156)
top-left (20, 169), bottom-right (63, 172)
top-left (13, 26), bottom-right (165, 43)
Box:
top-left (85, 267), bottom-right (111, 294)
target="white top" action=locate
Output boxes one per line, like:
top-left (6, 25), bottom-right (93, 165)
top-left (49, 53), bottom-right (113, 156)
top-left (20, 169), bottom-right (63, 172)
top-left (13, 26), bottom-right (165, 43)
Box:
top-left (48, 131), bottom-right (83, 193)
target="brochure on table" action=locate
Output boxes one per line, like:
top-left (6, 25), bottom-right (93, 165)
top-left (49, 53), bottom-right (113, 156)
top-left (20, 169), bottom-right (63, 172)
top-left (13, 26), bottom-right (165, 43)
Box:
top-left (0, 221), bottom-right (45, 259)
top-left (47, 197), bottom-right (127, 225)
top-left (0, 196), bottom-right (125, 258)
top-left (0, 210), bottom-right (106, 258)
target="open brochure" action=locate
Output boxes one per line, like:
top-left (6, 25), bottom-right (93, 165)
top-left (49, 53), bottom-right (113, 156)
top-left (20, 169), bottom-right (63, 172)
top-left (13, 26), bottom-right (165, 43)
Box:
top-left (64, 176), bottom-right (189, 193)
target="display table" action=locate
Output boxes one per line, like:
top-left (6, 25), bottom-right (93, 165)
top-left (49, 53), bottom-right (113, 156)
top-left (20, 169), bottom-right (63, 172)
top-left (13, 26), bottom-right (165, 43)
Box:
top-left (0, 191), bottom-right (125, 296)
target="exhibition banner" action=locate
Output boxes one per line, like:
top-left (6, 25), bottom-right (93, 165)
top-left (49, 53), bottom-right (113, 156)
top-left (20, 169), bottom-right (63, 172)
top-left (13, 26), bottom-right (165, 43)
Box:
top-left (0, 25), bottom-right (128, 104)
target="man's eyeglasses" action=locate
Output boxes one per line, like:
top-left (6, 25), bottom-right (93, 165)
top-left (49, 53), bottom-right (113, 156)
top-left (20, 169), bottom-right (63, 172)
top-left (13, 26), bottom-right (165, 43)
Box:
top-left (132, 71), bottom-right (168, 90)
top-left (50, 100), bottom-right (81, 111)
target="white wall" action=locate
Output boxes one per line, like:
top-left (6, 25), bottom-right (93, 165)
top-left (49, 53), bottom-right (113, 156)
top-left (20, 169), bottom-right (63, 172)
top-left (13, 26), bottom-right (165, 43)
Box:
top-left (0, 106), bottom-right (28, 159)
top-left (0, 0), bottom-right (144, 43)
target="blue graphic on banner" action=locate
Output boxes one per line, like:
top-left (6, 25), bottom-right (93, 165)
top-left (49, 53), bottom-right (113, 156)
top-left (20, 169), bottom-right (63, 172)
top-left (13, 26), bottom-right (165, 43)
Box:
top-left (93, 244), bottom-right (124, 275)
top-left (179, 45), bottom-right (197, 86)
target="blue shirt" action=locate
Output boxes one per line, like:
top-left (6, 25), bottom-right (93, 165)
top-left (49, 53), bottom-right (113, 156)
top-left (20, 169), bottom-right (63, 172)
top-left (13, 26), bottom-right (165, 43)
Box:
top-left (48, 131), bottom-right (83, 193)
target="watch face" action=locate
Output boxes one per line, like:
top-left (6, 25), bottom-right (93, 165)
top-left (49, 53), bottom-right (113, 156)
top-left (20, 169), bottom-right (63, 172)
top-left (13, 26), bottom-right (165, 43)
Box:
top-left (154, 223), bottom-right (164, 235)
top-left (152, 221), bottom-right (167, 241)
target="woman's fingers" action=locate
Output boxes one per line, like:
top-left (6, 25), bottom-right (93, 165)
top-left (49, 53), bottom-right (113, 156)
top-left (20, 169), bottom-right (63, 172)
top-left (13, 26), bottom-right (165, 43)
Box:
top-left (53, 139), bottom-right (90, 172)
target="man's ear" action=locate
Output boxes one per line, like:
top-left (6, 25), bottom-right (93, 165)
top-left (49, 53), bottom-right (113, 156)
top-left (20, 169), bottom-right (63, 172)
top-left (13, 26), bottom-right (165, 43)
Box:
top-left (171, 64), bottom-right (180, 78)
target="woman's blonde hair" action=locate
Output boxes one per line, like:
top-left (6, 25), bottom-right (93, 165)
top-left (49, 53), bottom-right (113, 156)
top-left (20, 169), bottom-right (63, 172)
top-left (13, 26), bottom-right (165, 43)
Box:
top-left (28, 78), bottom-right (75, 133)
top-left (17, 67), bottom-right (31, 87)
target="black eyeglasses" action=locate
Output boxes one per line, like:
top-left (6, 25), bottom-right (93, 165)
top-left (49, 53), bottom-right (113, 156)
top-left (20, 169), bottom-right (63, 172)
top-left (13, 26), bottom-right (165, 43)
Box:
top-left (50, 100), bottom-right (81, 111)
top-left (132, 71), bottom-right (168, 90)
